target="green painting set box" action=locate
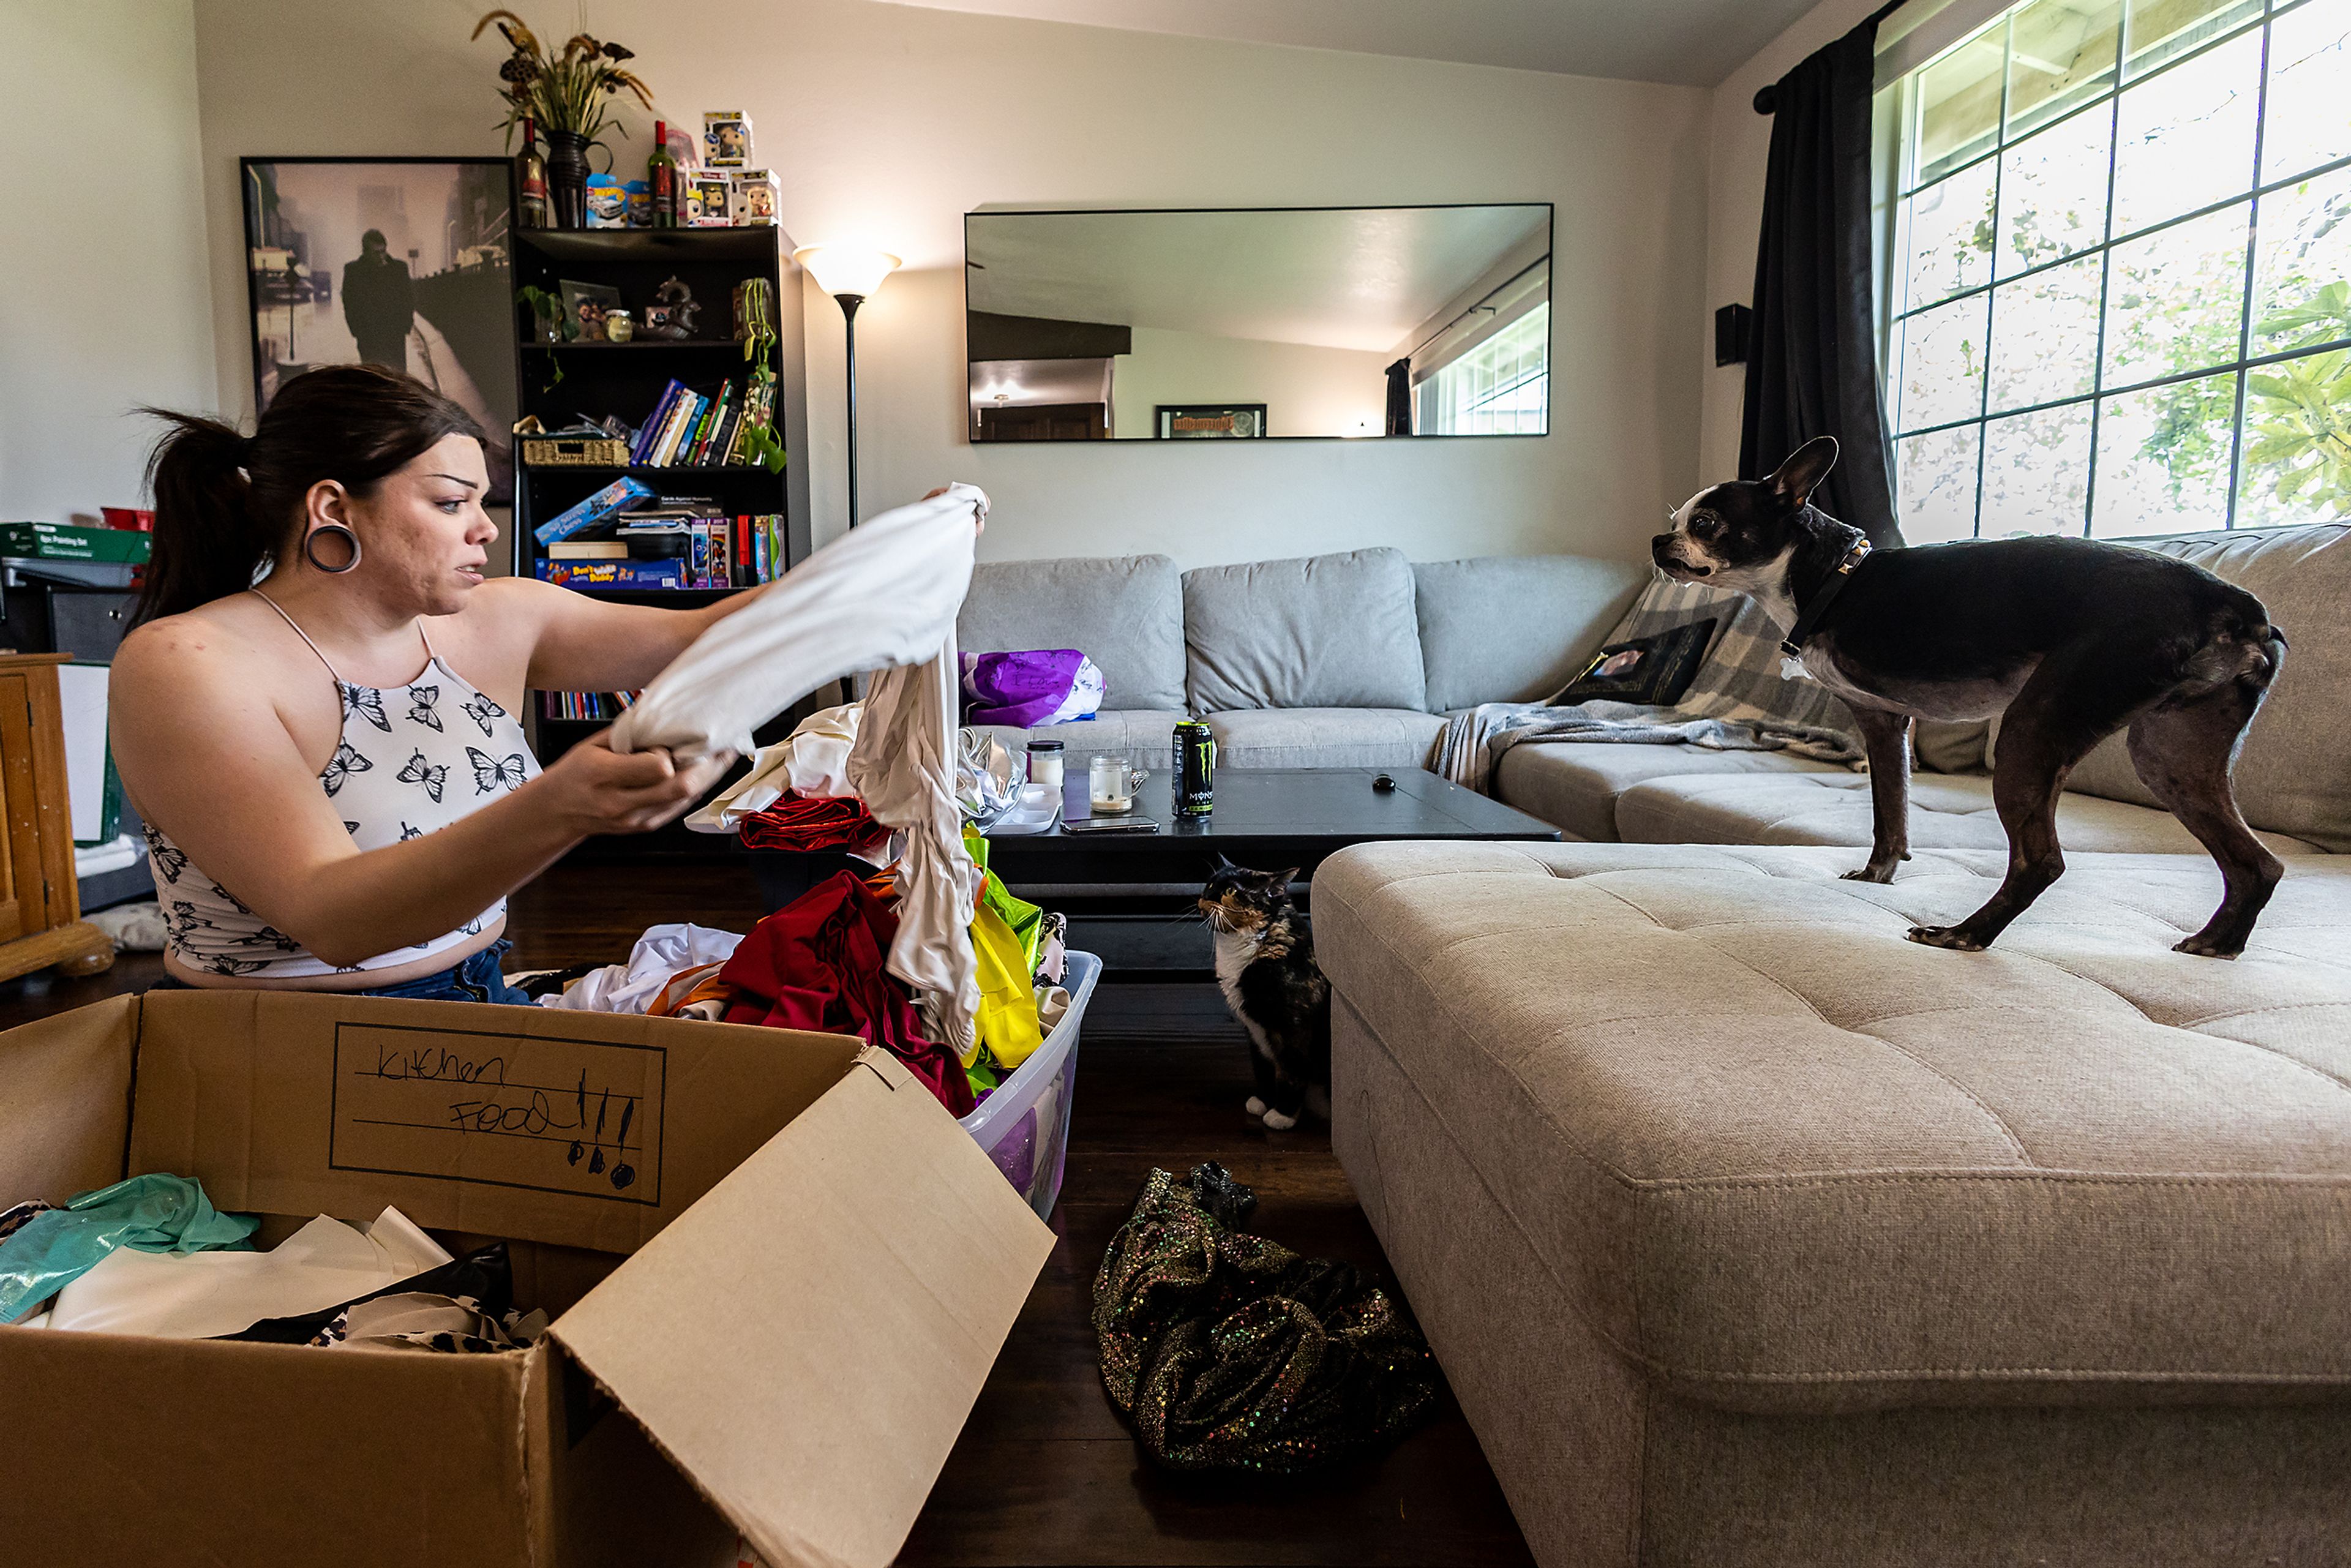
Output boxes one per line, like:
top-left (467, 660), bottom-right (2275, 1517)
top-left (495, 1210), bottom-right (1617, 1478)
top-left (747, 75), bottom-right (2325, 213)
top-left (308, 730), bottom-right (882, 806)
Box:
top-left (0, 523), bottom-right (152, 565)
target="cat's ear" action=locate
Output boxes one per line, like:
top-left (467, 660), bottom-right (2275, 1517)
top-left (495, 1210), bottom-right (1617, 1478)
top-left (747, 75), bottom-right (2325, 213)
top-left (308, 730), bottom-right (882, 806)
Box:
top-left (1271, 867), bottom-right (1300, 890)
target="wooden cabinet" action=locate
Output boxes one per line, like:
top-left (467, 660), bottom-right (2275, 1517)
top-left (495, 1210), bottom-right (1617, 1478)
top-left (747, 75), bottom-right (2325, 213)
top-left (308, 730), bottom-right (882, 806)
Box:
top-left (0, 654), bottom-right (111, 981)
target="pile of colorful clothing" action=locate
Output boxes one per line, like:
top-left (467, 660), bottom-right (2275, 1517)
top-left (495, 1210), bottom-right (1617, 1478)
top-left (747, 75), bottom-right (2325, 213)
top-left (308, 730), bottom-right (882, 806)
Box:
top-left (546, 706), bottom-right (1073, 1120)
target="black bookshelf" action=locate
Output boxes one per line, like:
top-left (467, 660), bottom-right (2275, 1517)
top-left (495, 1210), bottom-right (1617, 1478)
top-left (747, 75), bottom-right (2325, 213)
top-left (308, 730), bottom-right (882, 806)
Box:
top-left (508, 225), bottom-right (812, 855)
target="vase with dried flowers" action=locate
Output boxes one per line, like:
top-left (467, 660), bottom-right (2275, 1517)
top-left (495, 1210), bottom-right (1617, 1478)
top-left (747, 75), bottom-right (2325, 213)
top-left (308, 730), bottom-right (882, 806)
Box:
top-left (471, 11), bottom-right (653, 229)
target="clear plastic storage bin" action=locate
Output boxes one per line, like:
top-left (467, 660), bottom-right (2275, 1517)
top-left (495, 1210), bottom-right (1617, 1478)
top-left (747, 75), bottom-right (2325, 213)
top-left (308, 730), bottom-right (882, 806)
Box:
top-left (959, 951), bottom-right (1098, 1220)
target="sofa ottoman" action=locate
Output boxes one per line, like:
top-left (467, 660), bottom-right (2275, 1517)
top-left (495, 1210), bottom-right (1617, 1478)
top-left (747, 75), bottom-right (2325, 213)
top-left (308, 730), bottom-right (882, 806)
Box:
top-left (1315, 839), bottom-right (2351, 1567)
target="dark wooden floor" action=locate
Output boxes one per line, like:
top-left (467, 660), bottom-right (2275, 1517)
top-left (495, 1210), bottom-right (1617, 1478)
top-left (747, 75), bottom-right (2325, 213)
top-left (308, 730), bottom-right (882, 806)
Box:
top-left (17, 861), bottom-right (1533, 1568)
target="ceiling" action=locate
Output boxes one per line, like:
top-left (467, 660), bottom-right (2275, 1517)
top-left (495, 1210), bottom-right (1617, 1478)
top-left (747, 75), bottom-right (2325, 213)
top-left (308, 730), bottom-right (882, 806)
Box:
top-left (967, 205), bottom-right (1550, 352)
top-left (872, 0), bottom-right (1829, 88)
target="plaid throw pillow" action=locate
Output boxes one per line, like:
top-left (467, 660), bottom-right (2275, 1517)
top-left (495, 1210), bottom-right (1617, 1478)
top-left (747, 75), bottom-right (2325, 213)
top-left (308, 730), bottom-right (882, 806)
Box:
top-left (1597, 574), bottom-right (1859, 739)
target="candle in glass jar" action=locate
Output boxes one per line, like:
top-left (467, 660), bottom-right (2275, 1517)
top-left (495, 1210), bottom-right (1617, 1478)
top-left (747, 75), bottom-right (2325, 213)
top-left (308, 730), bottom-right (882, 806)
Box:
top-left (1026, 738), bottom-right (1064, 792)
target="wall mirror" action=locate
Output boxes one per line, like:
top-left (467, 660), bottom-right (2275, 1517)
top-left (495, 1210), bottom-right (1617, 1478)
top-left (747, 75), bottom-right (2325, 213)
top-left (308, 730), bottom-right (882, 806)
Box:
top-left (966, 204), bottom-right (1551, 442)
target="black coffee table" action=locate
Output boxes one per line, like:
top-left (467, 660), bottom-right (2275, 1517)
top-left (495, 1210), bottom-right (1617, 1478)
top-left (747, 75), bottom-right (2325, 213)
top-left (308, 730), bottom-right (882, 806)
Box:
top-left (743, 767), bottom-right (1557, 977)
top-left (995, 768), bottom-right (1556, 976)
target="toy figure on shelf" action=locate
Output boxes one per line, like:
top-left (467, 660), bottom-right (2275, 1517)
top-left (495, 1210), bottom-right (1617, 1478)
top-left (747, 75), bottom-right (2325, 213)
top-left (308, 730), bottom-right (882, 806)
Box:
top-left (643, 276), bottom-right (700, 340)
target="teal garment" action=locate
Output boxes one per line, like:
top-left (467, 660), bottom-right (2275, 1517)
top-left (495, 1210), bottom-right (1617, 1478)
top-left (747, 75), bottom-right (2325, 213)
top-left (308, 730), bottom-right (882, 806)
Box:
top-left (0, 1173), bottom-right (257, 1323)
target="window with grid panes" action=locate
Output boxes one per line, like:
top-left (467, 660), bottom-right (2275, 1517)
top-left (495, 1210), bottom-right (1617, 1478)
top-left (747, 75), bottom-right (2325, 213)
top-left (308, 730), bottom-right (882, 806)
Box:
top-left (1415, 304), bottom-right (1550, 435)
top-left (1888, 0), bottom-right (2351, 541)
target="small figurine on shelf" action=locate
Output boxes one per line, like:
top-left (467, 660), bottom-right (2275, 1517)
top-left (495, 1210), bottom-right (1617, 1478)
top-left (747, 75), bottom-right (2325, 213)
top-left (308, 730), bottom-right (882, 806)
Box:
top-left (703, 110), bottom-right (752, 167)
top-left (603, 307), bottom-right (636, 342)
top-left (730, 170), bottom-right (778, 226)
top-left (685, 171), bottom-right (732, 227)
top-left (642, 276), bottom-right (700, 339)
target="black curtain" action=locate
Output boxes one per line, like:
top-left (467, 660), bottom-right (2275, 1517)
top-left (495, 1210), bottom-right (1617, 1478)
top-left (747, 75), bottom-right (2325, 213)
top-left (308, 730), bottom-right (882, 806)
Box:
top-left (1742, 19), bottom-right (1903, 546)
top-left (1384, 358), bottom-right (1412, 437)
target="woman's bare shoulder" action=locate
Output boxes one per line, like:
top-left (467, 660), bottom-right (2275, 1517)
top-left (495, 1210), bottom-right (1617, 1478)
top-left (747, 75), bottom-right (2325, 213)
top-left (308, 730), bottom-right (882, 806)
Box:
top-left (114, 599), bottom-right (294, 706)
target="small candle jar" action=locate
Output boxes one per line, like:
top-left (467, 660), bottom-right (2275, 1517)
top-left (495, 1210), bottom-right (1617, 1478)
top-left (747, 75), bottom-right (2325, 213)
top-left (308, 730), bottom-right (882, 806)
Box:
top-left (603, 308), bottom-right (636, 343)
top-left (1026, 738), bottom-right (1064, 793)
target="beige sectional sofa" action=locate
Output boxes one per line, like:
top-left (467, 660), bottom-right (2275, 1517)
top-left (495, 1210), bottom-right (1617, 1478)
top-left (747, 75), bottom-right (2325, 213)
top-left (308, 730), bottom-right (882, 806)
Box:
top-left (1312, 522), bottom-right (2351, 1564)
top-left (962, 528), bottom-right (2350, 860)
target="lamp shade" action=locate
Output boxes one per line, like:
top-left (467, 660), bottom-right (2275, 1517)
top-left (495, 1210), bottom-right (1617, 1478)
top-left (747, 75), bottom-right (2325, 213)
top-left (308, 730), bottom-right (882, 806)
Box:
top-left (793, 246), bottom-right (901, 300)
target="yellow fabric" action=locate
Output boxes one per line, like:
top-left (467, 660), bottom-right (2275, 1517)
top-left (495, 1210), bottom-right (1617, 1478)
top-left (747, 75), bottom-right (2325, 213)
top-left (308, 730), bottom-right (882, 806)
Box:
top-left (968, 901), bottom-right (1045, 1070)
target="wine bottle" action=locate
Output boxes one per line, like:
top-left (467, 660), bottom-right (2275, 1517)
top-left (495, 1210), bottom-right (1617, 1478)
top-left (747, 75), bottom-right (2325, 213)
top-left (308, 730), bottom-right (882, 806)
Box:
top-left (517, 116), bottom-right (550, 229)
top-left (648, 120), bottom-right (678, 229)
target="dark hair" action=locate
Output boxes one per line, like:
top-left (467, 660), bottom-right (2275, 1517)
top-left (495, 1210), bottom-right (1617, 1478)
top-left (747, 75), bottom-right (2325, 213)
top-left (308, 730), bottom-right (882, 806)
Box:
top-left (136, 364), bottom-right (485, 624)
top-left (361, 228), bottom-right (387, 249)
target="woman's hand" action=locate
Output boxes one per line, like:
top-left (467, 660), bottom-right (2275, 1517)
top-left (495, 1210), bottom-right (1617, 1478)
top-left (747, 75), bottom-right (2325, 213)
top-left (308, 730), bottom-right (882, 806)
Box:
top-left (537, 730), bottom-right (735, 835)
top-left (921, 484), bottom-right (986, 534)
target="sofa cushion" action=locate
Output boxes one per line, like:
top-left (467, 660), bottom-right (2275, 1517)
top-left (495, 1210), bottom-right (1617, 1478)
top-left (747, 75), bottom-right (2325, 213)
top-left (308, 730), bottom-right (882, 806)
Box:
top-left (1204, 708), bottom-right (1445, 770)
top-left (1615, 770), bottom-right (2328, 856)
top-left (961, 555), bottom-right (1187, 712)
top-left (1314, 839), bottom-right (2351, 1412)
top-left (966, 710), bottom-right (1188, 775)
top-left (1491, 742), bottom-right (1845, 842)
top-left (1602, 574), bottom-right (1859, 740)
top-left (1414, 555), bottom-right (1649, 712)
top-left (2051, 525), bottom-right (2351, 851)
top-left (1182, 549), bottom-right (1426, 713)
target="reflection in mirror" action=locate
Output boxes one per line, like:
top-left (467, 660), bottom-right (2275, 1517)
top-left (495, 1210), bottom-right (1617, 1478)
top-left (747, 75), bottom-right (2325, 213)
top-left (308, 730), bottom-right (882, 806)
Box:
top-left (966, 204), bottom-right (1551, 442)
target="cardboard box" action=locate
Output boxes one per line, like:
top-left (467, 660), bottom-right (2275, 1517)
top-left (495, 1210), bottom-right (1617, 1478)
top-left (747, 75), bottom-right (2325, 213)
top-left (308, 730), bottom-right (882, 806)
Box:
top-left (0, 991), bottom-right (1054, 1566)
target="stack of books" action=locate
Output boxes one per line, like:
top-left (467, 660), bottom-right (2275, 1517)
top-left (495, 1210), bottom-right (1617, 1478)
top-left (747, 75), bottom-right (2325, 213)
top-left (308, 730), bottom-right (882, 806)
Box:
top-left (539, 690), bottom-right (640, 722)
top-left (538, 501), bottom-right (792, 591)
top-left (629, 376), bottom-right (777, 468)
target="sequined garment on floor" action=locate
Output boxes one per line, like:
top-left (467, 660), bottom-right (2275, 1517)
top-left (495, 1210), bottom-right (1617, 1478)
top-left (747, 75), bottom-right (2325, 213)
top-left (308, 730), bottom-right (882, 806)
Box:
top-left (1091, 1163), bottom-right (1441, 1472)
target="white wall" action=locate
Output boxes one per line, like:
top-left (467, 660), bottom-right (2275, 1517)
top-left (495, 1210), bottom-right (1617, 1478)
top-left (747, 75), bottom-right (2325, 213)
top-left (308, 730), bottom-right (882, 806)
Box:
top-left (1109, 328), bottom-right (1390, 440)
top-left (1699, 0), bottom-right (1886, 487)
top-left (0, 0), bottom-right (217, 523)
top-left (184, 0), bottom-right (1708, 568)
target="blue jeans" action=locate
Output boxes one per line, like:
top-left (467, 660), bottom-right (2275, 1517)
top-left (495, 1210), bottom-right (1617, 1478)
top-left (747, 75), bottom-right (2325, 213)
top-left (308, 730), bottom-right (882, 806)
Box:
top-left (154, 939), bottom-right (535, 1006)
top-left (355, 939), bottom-right (535, 1006)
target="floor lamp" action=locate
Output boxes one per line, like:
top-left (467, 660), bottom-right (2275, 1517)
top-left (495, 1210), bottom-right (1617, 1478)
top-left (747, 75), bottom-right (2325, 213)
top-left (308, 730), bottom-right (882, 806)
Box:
top-left (793, 246), bottom-right (901, 530)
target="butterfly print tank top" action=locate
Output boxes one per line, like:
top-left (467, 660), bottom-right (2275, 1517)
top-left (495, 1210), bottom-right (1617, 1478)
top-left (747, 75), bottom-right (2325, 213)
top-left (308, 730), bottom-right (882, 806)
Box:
top-left (144, 593), bottom-right (542, 980)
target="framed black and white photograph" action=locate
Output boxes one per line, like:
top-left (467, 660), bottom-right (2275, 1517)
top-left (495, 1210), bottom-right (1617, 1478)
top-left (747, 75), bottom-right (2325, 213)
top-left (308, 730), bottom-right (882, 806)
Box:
top-left (1155, 403), bottom-right (1267, 439)
top-left (240, 157), bottom-right (519, 500)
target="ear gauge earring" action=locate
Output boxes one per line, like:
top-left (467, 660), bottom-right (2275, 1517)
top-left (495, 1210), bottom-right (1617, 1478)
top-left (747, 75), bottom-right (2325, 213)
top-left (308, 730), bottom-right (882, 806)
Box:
top-left (302, 523), bottom-right (361, 574)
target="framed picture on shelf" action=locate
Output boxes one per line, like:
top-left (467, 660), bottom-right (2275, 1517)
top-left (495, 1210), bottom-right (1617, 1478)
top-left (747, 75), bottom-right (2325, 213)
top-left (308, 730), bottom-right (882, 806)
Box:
top-left (239, 156), bottom-right (519, 500)
top-left (1155, 404), bottom-right (1267, 439)
top-left (560, 279), bottom-right (624, 341)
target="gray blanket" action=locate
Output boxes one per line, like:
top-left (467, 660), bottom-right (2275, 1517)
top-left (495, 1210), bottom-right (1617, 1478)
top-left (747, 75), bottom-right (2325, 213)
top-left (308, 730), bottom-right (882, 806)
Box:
top-left (1433, 699), bottom-right (1863, 794)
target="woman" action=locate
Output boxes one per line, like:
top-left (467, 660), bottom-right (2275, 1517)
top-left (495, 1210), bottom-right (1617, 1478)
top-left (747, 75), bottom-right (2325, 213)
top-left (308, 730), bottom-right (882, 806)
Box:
top-left (111, 365), bottom-right (747, 1002)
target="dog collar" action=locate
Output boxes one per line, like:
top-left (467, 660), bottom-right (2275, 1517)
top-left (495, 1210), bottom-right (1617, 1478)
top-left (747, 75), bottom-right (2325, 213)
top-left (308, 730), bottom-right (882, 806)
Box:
top-left (1780, 539), bottom-right (1872, 657)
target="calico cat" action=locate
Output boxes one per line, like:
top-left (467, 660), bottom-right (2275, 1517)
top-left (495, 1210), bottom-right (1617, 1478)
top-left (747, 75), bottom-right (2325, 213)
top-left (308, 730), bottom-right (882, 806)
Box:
top-left (1198, 861), bottom-right (1332, 1131)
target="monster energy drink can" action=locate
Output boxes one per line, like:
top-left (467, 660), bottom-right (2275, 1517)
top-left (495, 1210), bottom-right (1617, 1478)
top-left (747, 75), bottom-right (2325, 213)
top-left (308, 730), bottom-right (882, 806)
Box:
top-left (1173, 720), bottom-right (1215, 816)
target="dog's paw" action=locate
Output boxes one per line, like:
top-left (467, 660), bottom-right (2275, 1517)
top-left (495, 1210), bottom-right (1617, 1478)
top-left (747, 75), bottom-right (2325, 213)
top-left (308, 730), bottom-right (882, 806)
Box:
top-left (1906, 923), bottom-right (1985, 951)
top-left (1261, 1107), bottom-right (1299, 1131)
top-left (1841, 863), bottom-right (1899, 883)
top-left (1244, 1095), bottom-right (1267, 1118)
top-left (2173, 934), bottom-right (2243, 959)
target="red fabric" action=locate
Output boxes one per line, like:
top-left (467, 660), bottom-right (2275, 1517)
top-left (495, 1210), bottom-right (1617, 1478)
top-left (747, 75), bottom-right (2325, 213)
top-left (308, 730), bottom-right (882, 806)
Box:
top-left (716, 871), bottom-right (974, 1116)
top-left (736, 791), bottom-right (890, 855)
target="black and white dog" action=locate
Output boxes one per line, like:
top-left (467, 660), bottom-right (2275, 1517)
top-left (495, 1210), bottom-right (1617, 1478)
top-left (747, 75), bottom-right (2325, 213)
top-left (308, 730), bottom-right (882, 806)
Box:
top-left (1652, 437), bottom-right (2287, 958)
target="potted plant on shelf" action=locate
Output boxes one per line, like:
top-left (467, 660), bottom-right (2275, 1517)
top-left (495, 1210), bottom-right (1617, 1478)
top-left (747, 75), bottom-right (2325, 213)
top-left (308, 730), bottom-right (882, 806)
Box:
top-left (517, 284), bottom-right (572, 345)
top-left (471, 11), bottom-right (653, 228)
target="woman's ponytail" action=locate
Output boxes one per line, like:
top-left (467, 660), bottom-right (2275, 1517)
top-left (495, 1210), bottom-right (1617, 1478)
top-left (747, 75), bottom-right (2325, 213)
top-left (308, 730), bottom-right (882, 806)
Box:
top-left (133, 364), bottom-right (486, 626)
top-left (136, 411), bottom-right (271, 625)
